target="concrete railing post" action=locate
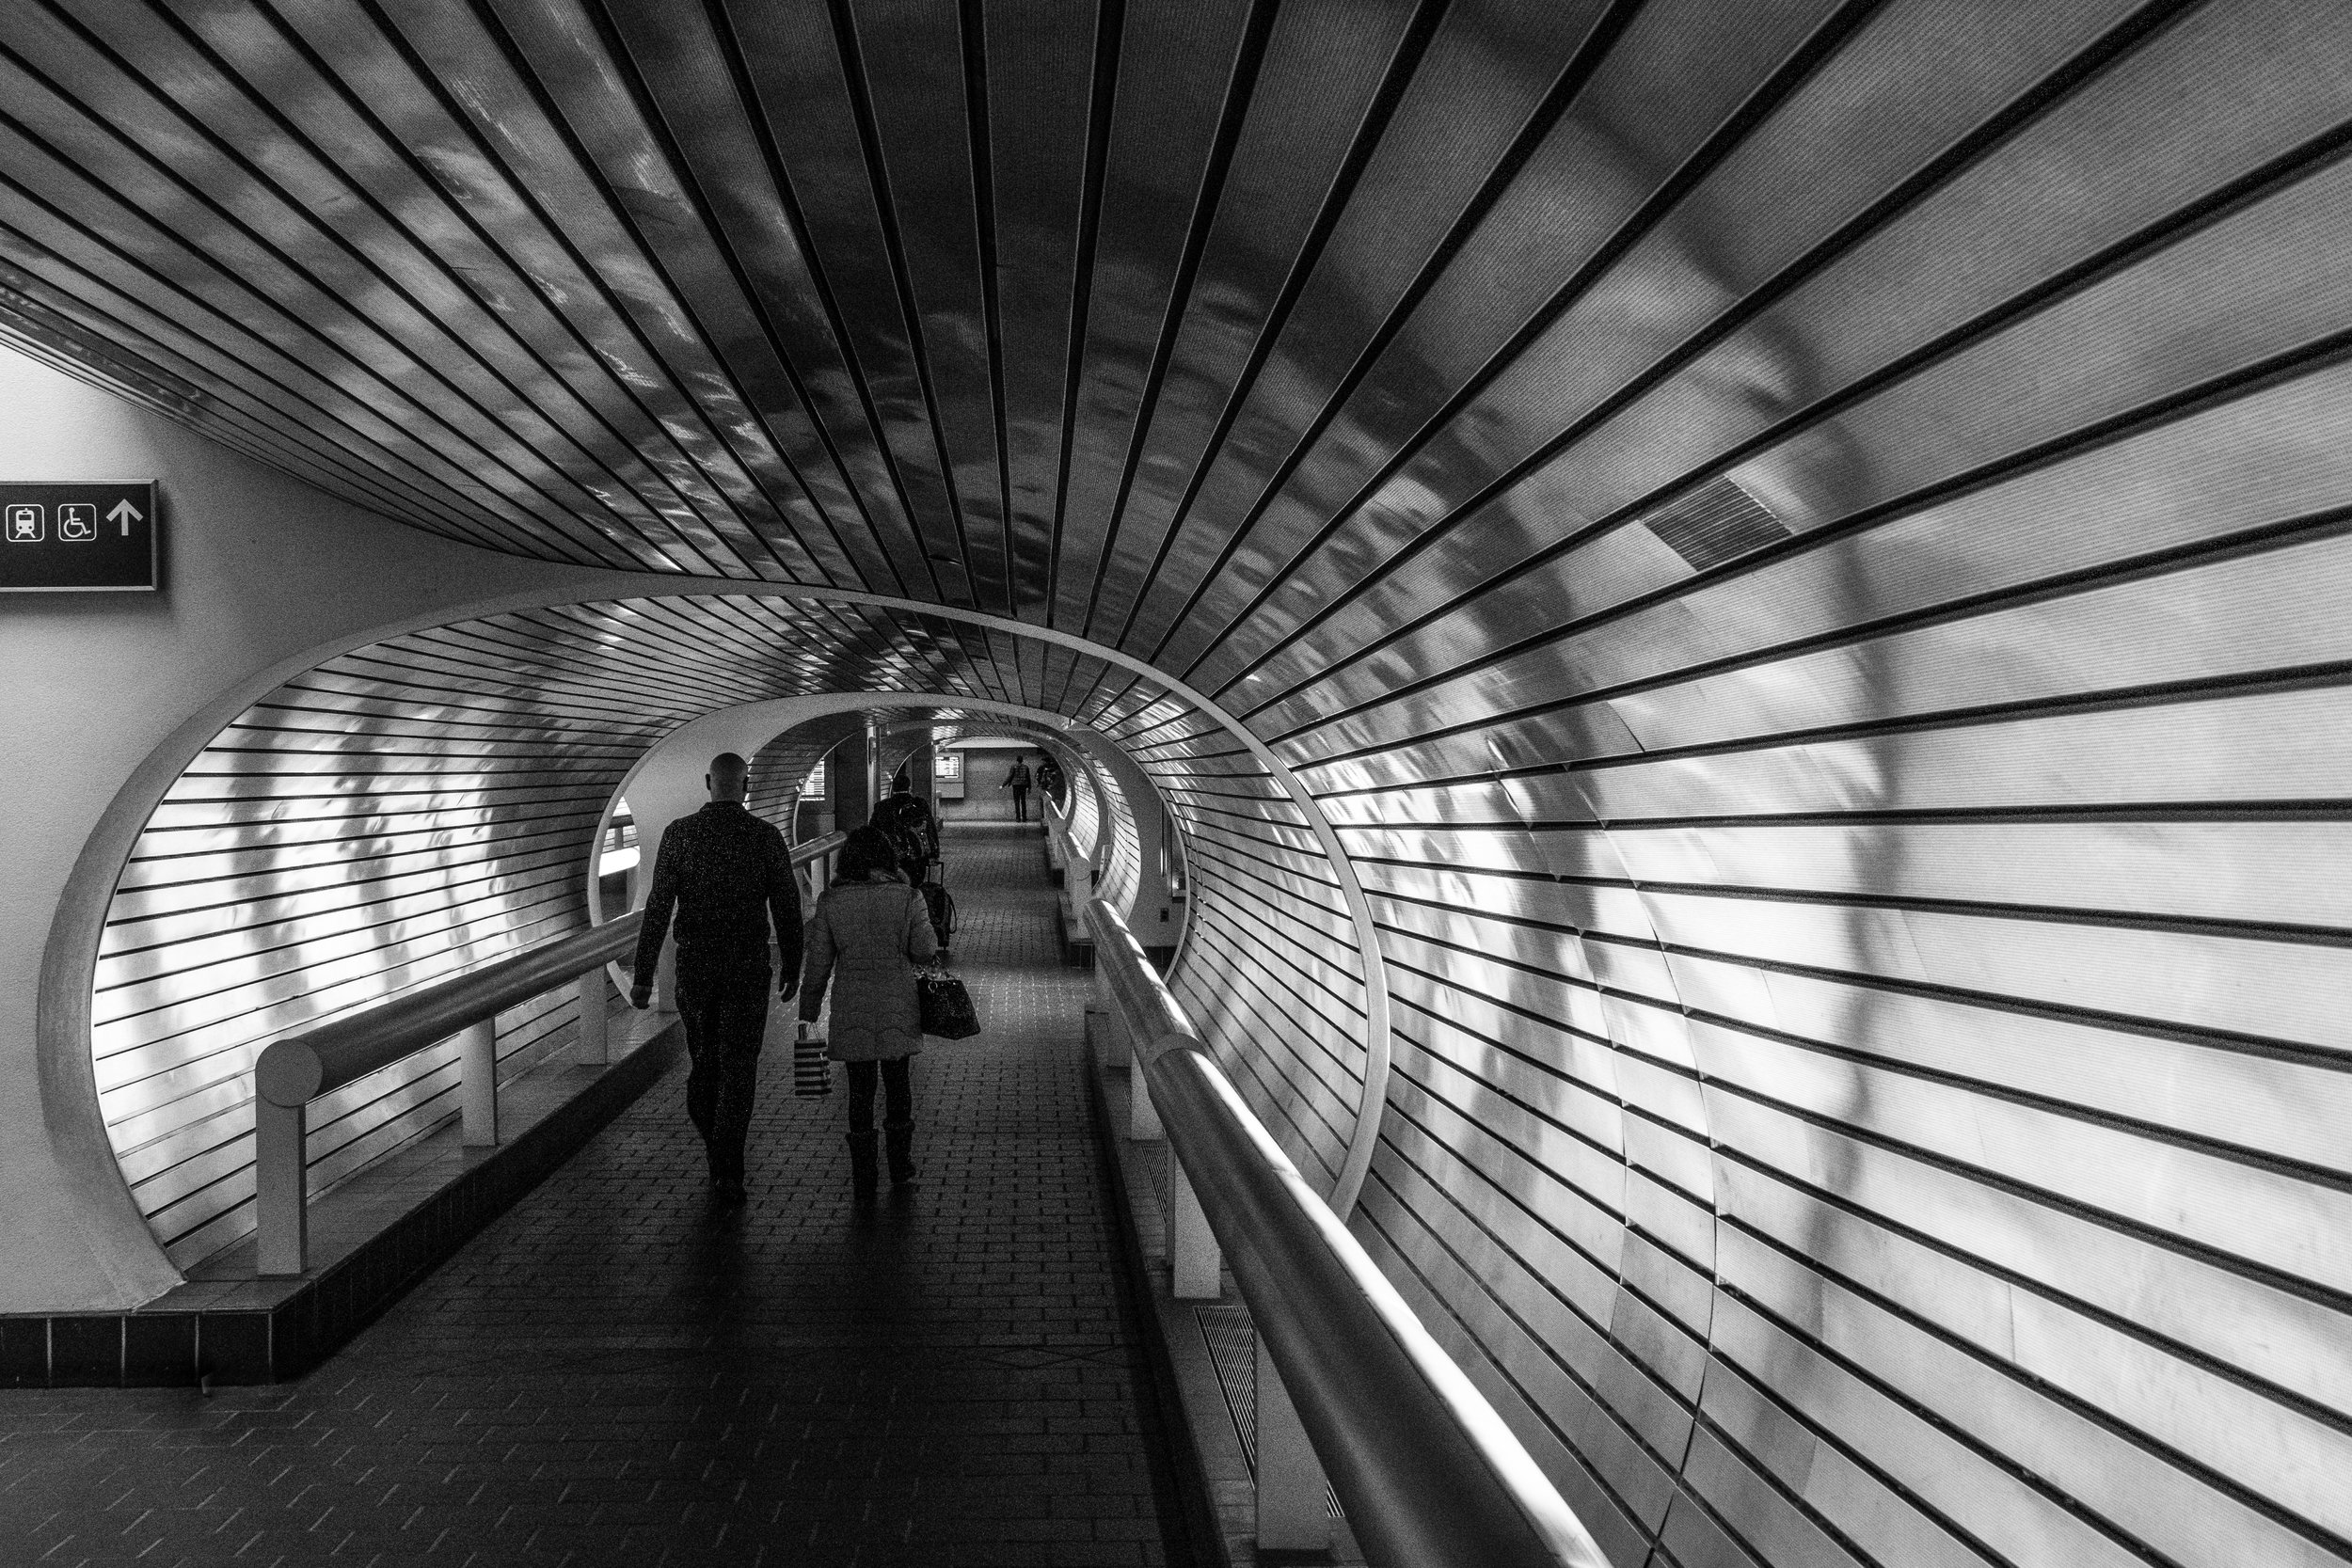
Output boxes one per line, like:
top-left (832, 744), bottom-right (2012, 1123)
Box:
top-left (1110, 994), bottom-right (1162, 1142)
top-left (866, 717), bottom-right (882, 815)
top-left (254, 1098), bottom-right (308, 1277)
top-left (654, 934), bottom-right (677, 1014)
top-left (577, 966), bottom-right (610, 1066)
top-left (1169, 1152), bottom-right (1220, 1299)
top-left (459, 1018), bottom-right (499, 1147)
top-left (1257, 1333), bottom-right (1335, 1551)
top-left (1094, 969), bottom-right (1164, 1138)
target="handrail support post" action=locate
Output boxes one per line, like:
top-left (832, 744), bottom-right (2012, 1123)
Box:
top-left (459, 1019), bottom-right (499, 1147)
top-left (255, 1097), bottom-right (308, 1277)
top-left (1168, 1149), bottom-right (1219, 1299)
top-left (1258, 1332), bottom-right (1336, 1552)
top-left (576, 966), bottom-right (611, 1066)
top-left (1100, 968), bottom-right (1167, 1139)
top-left (654, 937), bottom-right (676, 1015)
top-left (1132, 1062), bottom-right (1165, 1141)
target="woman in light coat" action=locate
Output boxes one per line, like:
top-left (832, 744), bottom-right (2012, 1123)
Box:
top-left (798, 826), bottom-right (939, 1195)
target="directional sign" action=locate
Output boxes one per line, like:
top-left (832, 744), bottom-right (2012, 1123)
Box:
top-left (0, 482), bottom-right (158, 591)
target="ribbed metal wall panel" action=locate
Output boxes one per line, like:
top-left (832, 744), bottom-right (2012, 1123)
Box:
top-left (17, 2), bottom-right (2352, 1561)
top-left (98, 651), bottom-right (652, 1267)
top-left (1258, 5), bottom-right (2352, 1553)
top-left (745, 712), bottom-right (866, 836)
top-left (1151, 760), bottom-right (1371, 1190)
top-left (1093, 758), bottom-right (1140, 914)
top-left (739, 765), bottom-right (799, 834)
top-left (1065, 752), bottom-right (1102, 858)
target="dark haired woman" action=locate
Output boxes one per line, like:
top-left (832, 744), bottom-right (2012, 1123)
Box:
top-left (798, 824), bottom-right (939, 1196)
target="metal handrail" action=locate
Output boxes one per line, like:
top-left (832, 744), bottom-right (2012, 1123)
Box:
top-left (251, 829), bottom-right (845, 1276)
top-left (254, 915), bottom-right (645, 1112)
top-left (1086, 897), bottom-right (1611, 1568)
top-left (790, 829), bottom-right (850, 884)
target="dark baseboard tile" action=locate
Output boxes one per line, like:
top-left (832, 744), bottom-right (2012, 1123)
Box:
top-left (0, 1020), bottom-right (680, 1388)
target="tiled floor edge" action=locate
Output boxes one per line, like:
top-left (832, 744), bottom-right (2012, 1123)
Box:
top-left (0, 1021), bottom-right (684, 1390)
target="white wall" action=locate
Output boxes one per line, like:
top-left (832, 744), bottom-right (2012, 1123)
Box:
top-left (0, 345), bottom-right (611, 1309)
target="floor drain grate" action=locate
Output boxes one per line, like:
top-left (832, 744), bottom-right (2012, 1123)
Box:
top-left (1195, 1303), bottom-right (1343, 1521)
top-left (1196, 1303), bottom-right (1258, 1473)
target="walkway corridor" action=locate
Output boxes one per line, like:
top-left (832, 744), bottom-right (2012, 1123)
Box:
top-left (2, 825), bottom-right (1186, 1568)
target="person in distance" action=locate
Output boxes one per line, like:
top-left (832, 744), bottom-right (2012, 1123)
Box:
top-left (871, 776), bottom-right (939, 884)
top-left (1002, 753), bottom-right (1033, 821)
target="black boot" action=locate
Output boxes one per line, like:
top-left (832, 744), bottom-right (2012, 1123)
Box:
top-left (847, 1132), bottom-right (879, 1200)
top-left (884, 1120), bottom-right (916, 1187)
top-left (709, 1143), bottom-right (746, 1206)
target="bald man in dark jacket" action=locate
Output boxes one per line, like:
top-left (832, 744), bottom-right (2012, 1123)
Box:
top-left (631, 752), bottom-right (802, 1204)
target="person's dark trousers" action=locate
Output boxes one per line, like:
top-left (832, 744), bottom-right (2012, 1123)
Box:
top-left (676, 957), bottom-right (771, 1191)
top-left (1011, 786), bottom-right (1029, 822)
top-left (846, 1058), bottom-right (916, 1185)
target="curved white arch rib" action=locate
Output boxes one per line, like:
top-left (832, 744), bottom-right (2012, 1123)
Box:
top-left (44, 576), bottom-right (1393, 1239)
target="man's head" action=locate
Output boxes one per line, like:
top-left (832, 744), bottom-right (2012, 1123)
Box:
top-left (706, 752), bottom-right (749, 802)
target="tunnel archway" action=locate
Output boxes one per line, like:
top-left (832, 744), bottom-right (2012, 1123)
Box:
top-left (9, 5), bottom-right (2352, 1563)
top-left (597, 699), bottom-right (1170, 959)
top-left (57, 584), bottom-right (1391, 1282)
top-left (43, 533), bottom-right (2352, 1562)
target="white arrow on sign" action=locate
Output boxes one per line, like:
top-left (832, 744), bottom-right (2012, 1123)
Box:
top-left (108, 499), bottom-right (141, 536)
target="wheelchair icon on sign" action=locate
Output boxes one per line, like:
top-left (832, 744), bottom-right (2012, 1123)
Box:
top-left (57, 504), bottom-right (97, 542)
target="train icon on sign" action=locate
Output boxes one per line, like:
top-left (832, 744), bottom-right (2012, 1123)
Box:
top-left (0, 482), bottom-right (159, 591)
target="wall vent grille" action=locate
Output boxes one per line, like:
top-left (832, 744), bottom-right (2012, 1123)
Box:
top-left (1640, 476), bottom-right (1791, 571)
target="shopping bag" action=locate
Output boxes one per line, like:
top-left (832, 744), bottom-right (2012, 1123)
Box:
top-left (916, 969), bottom-right (980, 1040)
top-left (791, 1018), bottom-right (831, 1097)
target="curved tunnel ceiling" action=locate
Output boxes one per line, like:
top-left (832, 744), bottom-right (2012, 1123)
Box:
top-left (16, 4), bottom-right (2352, 1567)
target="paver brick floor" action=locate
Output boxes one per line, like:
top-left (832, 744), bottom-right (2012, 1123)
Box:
top-left (0, 824), bottom-right (1182, 1568)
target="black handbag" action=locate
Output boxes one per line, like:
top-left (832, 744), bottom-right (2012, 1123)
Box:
top-left (916, 968), bottom-right (980, 1039)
